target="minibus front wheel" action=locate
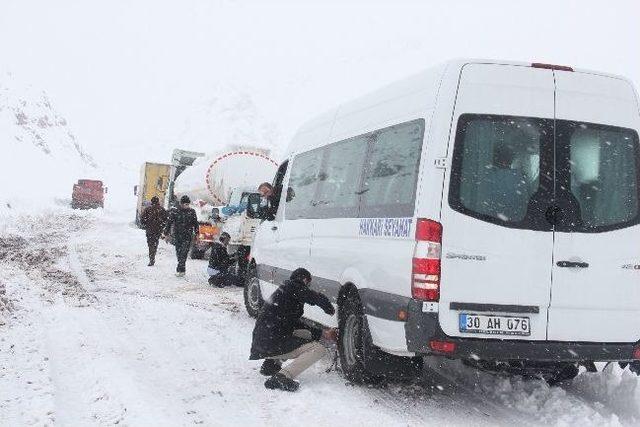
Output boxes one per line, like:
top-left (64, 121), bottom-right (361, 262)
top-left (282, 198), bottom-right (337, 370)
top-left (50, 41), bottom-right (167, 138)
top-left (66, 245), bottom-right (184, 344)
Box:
top-left (243, 266), bottom-right (263, 318)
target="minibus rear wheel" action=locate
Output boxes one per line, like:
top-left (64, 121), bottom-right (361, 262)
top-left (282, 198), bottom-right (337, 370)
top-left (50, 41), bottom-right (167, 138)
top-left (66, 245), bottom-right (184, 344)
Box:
top-left (338, 292), bottom-right (386, 384)
top-left (339, 290), bottom-right (424, 384)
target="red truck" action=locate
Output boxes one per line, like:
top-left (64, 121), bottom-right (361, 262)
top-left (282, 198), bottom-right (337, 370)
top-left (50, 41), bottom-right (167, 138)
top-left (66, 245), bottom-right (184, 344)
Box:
top-left (71, 179), bottom-right (106, 209)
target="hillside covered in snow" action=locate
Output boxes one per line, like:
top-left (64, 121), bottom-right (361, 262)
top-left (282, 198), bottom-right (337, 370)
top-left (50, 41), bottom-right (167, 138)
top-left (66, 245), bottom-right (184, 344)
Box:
top-left (0, 72), bottom-right (97, 207)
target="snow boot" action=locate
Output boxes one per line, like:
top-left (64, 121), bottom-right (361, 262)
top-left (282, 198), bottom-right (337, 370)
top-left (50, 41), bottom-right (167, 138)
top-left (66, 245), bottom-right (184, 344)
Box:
top-left (175, 272), bottom-right (185, 277)
top-left (260, 359), bottom-right (282, 376)
top-left (264, 373), bottom-right (299, 392)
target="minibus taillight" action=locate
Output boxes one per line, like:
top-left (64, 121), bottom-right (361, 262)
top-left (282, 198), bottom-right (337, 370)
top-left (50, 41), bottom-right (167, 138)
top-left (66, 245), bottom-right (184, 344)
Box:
top-left (633, 346), bottom-right (640, 360)
top-left (412, 219), bottom-right (442, 301)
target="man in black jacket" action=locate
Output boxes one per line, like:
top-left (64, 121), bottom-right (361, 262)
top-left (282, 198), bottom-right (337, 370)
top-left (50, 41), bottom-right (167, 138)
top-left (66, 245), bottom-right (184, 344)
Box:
top-left (163, 195), bottom-right (199, 277)
top-left (140, 196), bottom-right (167, 266)
top-left (207, 232), bottom-right (243, 287)
top-left (250, 268), bottom-right (336, 392)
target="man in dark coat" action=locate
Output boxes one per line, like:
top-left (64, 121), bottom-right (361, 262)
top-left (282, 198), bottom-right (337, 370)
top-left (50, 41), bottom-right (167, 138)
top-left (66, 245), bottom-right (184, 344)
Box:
top-left (250, 268), bottom-right (335, 392)
top-left (207, 232), bottom-right (243, 288)
top-left (140, 196), bottom-right (167, 266)
top-left (163, 195), bottom-right (199, 276)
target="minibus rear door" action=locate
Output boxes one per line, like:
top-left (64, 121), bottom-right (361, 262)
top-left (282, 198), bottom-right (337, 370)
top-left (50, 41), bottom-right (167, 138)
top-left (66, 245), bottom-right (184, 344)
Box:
top-left (547, 71), bottom-right (640, 343)
top-left (438, 63), bottom-right (556, 341)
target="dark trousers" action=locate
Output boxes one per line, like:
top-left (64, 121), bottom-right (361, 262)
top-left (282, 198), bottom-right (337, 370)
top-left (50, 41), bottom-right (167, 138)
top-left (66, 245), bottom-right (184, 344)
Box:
top-left (175, 237), bottom-right (192, 273)
top-left (146, 231), bottom-right (161, 262)
top-left (208, 272), bottom-right (244, 287)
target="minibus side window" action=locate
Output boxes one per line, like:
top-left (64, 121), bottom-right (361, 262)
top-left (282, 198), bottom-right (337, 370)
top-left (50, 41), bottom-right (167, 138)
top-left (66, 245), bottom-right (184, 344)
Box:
top-left (270, 160), bottom-right (289, 217)
top-left (285, 149), bottom-right (324, 220)
top-left (314, 135), bottom-right (369, 218)
top-left (360, 119), bottom-right (425, 218)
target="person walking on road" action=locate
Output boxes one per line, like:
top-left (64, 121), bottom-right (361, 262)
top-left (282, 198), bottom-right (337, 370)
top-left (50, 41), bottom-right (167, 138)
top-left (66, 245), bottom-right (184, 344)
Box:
top-left (163, 195), bottom-right (199, 277)
top-left (207, 232), bottom-right (244, 288)
top-left (249, 268), bottom-right (336, 392)
top-left (140, 196), bottom-right (167, 266)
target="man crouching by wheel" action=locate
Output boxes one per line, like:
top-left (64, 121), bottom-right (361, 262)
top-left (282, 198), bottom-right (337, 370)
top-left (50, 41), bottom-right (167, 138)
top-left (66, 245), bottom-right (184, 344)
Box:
top-left (249, 268), bottom-right (336, 392)
top-left (208, 232), bottom-right (243, 288)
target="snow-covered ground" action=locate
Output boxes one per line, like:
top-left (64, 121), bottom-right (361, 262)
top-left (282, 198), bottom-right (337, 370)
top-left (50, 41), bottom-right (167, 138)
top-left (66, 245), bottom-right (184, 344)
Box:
top-left (1, 206), bottom-right (639, 426)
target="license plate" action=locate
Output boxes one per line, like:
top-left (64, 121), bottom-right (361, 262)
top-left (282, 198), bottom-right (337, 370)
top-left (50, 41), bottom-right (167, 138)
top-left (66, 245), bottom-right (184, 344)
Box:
top-left (459, 313), bottom-right (530, 336)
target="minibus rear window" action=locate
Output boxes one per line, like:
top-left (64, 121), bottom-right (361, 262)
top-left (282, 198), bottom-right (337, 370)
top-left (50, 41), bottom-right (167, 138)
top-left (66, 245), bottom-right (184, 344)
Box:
top-left (449, 114), bottom-right (640, 232)
top-left (449, 114), bottom-right (550, 229)
top-left (556, 121), bottom-right (640, 231)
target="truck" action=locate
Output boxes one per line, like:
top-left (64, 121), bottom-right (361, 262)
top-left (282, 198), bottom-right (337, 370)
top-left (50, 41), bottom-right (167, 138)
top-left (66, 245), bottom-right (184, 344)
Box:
top-left (134, 162), bottom-right (171, 227)
top-left (172, 146), bottom-right (278, 261)
top-left (218, 186), bottom-right (267, 273)
top-left (71, 179), bottom-right (106, 209)
top-left (167, 149), bottom-right (205, 208)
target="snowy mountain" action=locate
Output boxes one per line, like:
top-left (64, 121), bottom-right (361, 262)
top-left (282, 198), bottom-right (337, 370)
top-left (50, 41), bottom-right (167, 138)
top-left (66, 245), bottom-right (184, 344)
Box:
top-left (178, 85), bottom-right (282, 157)
top-left (0, 72), bottom-right (97, 205)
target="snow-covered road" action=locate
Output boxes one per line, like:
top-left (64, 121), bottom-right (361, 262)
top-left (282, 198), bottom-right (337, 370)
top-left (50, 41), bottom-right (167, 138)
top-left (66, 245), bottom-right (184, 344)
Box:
top-left (1, 207), bottom-right (639, 426)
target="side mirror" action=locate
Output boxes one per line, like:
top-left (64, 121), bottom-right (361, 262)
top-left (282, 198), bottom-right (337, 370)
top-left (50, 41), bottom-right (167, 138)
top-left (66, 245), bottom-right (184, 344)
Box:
top-left (104, 187), bottom-right (109, 194)
top-left (134, 185), bottom-right (138, 196)
top-left (246, 193), bottom-right (262, 219)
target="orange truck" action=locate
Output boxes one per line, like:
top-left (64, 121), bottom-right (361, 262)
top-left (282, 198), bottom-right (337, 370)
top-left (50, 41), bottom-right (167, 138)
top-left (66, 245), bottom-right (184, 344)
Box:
top-left (71, 179), bottom-right (106, 209)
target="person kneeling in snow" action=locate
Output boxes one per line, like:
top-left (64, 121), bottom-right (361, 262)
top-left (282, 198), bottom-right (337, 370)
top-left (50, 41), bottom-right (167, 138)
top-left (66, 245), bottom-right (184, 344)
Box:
top-left (249, 268), bottom-right (336, 392)
top-left (207, 232), bottom-right (243, 288)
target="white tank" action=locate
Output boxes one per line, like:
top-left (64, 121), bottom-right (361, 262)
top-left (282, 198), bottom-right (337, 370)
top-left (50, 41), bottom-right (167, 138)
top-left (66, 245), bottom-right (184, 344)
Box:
top-left (173, 147), bottom-right (279, 205)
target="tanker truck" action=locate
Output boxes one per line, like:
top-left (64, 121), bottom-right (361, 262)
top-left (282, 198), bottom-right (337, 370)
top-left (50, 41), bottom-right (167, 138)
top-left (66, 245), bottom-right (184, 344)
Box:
top-left (172, 146), bottom-right (279, 262)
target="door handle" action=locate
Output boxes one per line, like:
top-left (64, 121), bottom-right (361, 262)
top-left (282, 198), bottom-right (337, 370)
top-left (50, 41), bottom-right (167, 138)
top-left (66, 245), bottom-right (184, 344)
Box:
top-left (557, 261), bottom-right (589, 268)
top-left (271, 226), bottom-right (278, 231)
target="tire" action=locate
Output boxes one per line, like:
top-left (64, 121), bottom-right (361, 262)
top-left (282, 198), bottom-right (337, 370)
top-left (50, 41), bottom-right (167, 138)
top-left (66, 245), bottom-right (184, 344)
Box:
top-left (243, 270), bottom-right (263, 318)
top-left (338, 291), bottom-right (422, 384)
top-left (545, 363), bottom-right (580, 386)
top-left (190, 246), bottom-right (205, 259)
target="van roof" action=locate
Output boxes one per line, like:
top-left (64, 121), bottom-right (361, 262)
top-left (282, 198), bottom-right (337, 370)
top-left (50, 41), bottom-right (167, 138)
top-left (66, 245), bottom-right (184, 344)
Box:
top-left (286, 58), bottom-right (634, 156)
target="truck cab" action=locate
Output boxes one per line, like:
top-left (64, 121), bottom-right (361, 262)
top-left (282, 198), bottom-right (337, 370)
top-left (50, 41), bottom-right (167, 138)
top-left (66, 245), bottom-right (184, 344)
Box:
top-left (72, 179), bottom-right (106, 209)
top-left (217, 187), bottom-right (264, 275)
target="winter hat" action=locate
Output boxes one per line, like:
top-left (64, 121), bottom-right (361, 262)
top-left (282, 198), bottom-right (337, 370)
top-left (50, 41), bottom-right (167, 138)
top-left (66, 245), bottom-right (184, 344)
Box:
top-left (219, 232), bottom-right (231, 242)
top-left (151, 196), bottom-right (160, 205)
top-left (290, 268), bottom-right (312, 284)
top-left (180, 195), bottom-right (191, 204)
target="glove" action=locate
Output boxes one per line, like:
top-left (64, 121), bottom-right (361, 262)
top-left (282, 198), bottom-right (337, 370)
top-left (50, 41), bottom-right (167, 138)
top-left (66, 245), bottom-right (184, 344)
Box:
top-left (324, 304), bottom-right (336, 316)
top-left (321, 328), bottom-right (338, 343)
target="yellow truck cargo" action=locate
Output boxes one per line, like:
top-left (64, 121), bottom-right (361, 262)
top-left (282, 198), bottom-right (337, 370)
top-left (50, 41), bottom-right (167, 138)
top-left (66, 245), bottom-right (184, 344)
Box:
top-left (135, 162), bottom-right (171, 227)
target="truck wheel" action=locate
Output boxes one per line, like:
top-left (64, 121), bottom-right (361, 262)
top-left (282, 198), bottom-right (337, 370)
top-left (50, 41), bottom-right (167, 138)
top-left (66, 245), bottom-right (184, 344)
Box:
top-left (190, 246), bottom-right (205, 259)
top-left (243, 272), bottom-right (263, 318)
top-left (338, 291), bottom-right (423, 384)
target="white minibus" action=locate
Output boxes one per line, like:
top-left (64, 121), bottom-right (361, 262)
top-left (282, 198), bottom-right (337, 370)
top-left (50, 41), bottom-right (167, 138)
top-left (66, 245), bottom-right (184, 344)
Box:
top-left (245, 59), bottom-right (640, 384)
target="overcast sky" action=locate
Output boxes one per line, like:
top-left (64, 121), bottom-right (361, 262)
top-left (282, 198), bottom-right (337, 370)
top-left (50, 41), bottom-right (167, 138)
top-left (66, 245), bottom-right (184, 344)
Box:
top-left (1, 0), bottom-right (639, 167)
